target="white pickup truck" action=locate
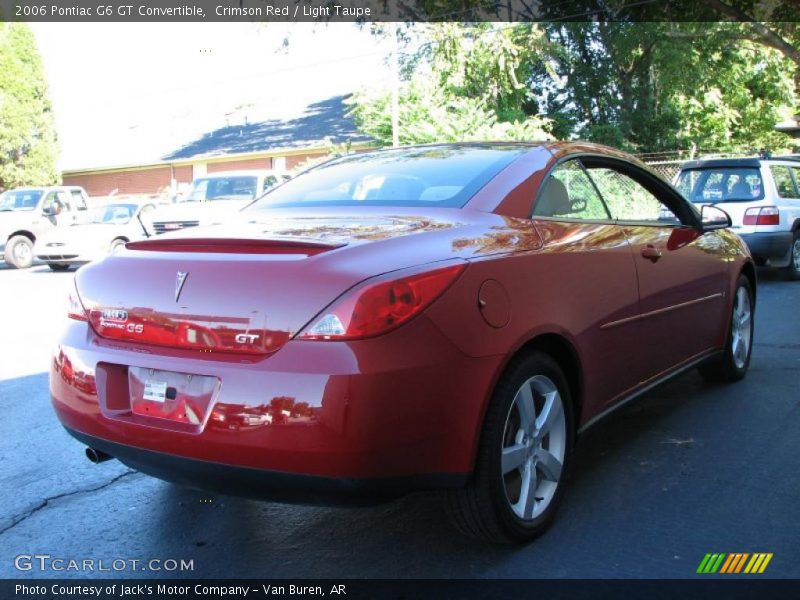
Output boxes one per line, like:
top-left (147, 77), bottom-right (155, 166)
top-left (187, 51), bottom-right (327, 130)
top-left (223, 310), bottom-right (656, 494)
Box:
top-left (150, 171), bottom-right (290, 235)
top-left (0, 185), bottom-right (91, 269)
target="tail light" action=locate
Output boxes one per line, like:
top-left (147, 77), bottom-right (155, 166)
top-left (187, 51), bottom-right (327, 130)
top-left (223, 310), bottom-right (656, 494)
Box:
top-left (298, 262), bottom-right (467, 341)
top-left (68, 288), bottom-right (88, 321)
top-left (743, 206), bottom-right (779, 226)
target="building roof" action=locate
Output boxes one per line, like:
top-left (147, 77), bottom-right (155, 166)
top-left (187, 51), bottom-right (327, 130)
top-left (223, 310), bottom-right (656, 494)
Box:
top-left (164, 95), bottom-right (371, 161)
top-left (61, 94), bottom-right (372, 173)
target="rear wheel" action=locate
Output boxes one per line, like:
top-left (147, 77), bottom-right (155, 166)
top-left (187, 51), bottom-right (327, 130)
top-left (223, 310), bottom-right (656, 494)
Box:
top-left (3, 235), bottom-right (34, 269)
top-left (446, 351), bottom-right (573, 543)
top-left (699, 275), bottom-right (754, 382)
top-left (48, 263), bottom-right (71, 272)
top-left (782, 231), bottom-right (800, 281)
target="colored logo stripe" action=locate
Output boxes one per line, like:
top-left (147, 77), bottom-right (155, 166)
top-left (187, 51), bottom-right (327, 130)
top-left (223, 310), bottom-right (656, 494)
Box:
top-left (698, 553), bottom-right (772, 574)
top-left (697, 553), bottom-right (725, 573)
top-left (744, 553), bottom-right (773, 574)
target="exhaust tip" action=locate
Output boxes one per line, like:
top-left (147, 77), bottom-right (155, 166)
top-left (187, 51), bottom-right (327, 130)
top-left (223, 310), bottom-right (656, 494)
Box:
top-left (85, 447), bottom-right (114, 464)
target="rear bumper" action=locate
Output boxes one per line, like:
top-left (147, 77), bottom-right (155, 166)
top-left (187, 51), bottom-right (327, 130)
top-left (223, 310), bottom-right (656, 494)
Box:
top-left (51, 318), bottom-right (501, 500)
top-left (65, 427), bottom-right (467, 505)
top-left (739, 231), bottom-right (792, 263)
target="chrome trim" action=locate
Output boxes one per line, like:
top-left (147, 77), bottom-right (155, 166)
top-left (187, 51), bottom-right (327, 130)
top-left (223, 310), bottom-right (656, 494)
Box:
top-left (578, 348), bottom-right (718, 434)
top-left (600, 293), bottom-right (724, 330)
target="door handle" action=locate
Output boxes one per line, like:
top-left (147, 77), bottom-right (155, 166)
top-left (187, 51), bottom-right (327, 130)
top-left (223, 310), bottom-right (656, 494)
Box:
top-left (641, 245), bottom-right (662, 262)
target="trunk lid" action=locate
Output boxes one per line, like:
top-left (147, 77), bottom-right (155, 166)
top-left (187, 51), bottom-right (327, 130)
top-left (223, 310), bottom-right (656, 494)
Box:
top-left (76, 235), bottom-right (351, 356)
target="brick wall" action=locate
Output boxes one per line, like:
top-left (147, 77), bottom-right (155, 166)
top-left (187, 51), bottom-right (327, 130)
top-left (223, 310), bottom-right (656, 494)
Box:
top-left (62, 151), bottom-right (338, 197)
top-left (286, 153), bottom-right (327, 170)
top-left (207, 157), bottom-right (272, 173)
top-left (173, 165), bottom-right (193, 184)
top-left (63, 167), bottom-right (172, 197)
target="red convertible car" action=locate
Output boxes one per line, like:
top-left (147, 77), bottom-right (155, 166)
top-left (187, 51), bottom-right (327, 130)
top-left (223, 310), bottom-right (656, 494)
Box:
top-left (51, 142), bottom-right (755, 543)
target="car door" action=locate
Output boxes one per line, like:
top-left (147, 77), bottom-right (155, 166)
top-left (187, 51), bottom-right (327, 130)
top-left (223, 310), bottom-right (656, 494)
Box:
top-left (584, 157), bottom-right (728, 382)
top-left (530, 159), bottom-right (643, 412)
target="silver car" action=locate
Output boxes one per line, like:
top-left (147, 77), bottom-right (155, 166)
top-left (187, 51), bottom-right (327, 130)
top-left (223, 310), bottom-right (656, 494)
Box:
top-left (34, 201), bottom-right (156, 271)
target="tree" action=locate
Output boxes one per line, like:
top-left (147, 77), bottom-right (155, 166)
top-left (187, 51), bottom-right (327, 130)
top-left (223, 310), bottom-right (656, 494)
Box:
top-left (349, 23), bottom-right (553, 146)
top-left (0, 23), bottom-right (59, 191)
top-left (351, 21), bottom-right (796, 154)
top-left (537, 21), bottom-right (795, 152)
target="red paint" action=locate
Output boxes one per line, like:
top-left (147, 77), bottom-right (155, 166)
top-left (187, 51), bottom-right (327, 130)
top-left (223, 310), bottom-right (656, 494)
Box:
top-left (50, 143), bottom-right (753, 490)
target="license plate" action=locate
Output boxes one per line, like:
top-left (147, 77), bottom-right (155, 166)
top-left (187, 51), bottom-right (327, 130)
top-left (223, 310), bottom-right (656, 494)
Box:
top-left (128, 367), bottom-right (219, 429)
top-left (143, 380), bottom-right (167, 403)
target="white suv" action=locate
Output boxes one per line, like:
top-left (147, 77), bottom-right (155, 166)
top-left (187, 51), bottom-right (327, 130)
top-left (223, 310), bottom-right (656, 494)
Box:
top-left (676, 156), bottom-right (800, 279)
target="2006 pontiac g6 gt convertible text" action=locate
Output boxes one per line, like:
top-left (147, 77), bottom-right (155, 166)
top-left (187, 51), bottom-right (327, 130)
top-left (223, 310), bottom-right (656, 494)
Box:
top-left (51, 142), bottom-right (755, 543)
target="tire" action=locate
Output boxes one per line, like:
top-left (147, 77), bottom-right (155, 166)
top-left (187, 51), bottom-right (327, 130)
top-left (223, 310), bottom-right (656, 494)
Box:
top-left (48, 263), bottom-right (71, 272)
top-left (3, 235), bottom-right (34, 269)
top-left (782, 231), bottom-right (800, 281)
top-left (699, 275), bottom-right (754, 382)
top-left (109, 238), bottom-right (127, 254)
top-left (446, 351), bottom-right (574, 544)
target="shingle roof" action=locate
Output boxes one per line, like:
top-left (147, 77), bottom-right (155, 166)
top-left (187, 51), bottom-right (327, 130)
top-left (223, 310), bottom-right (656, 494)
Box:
top-left (163, 94), bottom-right (371, 161)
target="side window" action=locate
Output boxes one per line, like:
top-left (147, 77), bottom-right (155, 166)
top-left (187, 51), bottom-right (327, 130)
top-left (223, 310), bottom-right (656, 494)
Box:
top-left (588, 167), bottom-right (678, 224)
top-left (263, 175), bottom-right (278, 191)
top-left (42, 192), bottom-right (61, 214)
top-left (772, 166), bottom-right (798, 198)
top-left (532, 160), bottom-right (610, 220)
top-left (70, 190), bottom-right (88, 210)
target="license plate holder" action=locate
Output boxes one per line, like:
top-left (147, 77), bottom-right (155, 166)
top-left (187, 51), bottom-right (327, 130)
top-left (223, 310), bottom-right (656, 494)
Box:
top-left (128, 367), bottom-right (219, 430)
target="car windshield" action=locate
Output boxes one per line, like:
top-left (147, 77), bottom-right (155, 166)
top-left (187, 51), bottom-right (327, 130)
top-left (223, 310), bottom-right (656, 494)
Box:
top-left (676, 167), bottom-right (765, 203)
top-left (186, 176), bottom-right (259, 202)
top-left (89, 203), bottom-right (137, 224)
top-left (0, 189), bottom-right (44, 211)
top-left (247, 146), bottom-right (527, 210)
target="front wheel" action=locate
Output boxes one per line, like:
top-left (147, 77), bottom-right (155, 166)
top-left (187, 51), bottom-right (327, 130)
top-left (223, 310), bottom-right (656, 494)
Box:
top-left (782, 231), bottom-right (800, 281)
top-left (699, 275), bottom-right (754, 382)
top-left (109, 238), bottom-right (127, 254)
top-left (3, 235), bottom-right (34, 269)
top-left (446, 351), bottom-right (573, 543)
top-left (48, 263), bottom-right (71, 272)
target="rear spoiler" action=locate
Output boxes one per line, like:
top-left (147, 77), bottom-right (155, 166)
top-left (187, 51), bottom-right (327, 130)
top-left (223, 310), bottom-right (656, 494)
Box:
top-left (125, 237), bottom-right (345, 255)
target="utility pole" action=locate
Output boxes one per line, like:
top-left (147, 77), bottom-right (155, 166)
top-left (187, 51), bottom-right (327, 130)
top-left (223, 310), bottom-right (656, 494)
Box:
top-left (391, 25), bottom-right (400, 148)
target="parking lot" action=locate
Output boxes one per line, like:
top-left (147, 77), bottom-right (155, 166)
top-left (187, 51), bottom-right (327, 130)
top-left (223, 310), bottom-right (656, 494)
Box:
top-left (0, 261), bottom-right (798, 579)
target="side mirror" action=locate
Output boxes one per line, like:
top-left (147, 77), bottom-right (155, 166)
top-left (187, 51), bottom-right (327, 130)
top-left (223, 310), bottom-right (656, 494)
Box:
top-left (700, 205), bottom-right (731, 232)
top-left (42, 205), bottom-right (55, 216)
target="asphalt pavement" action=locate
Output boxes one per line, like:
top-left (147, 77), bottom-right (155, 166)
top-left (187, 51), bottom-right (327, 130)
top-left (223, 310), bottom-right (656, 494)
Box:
top-left (1, 261), bottom-right (798, 579)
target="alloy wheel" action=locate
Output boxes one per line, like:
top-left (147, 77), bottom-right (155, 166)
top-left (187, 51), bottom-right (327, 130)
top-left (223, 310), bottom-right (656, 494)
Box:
top-left (501, 375), bottom-right (567, 520)
top-left (13, 241), bottom-right (32, 265)
top-left (731, 285), bottom-right (752, 370)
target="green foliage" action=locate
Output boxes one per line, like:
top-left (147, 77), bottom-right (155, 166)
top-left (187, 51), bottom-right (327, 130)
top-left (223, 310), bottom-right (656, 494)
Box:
top-left (348, 64), bottom-right (552, 146)
top-left (0, 23), bottom-right (59, 191)
top-left (351, 21), bottom-right (797, 154)
top-left (536, 21), bottom-right (795, 153)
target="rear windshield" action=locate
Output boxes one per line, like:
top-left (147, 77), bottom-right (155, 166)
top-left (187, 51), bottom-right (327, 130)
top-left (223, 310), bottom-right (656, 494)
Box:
top-left (248, 146), bottom-right (526, 210)
top-left (90, 203), bottom-right (138, 224)
top-left (186, 176), bottom-right (259, 202)
top-left (676, 167), bottom-right (764, 203)
top-left (0, 189), bottom-right (43, 211)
